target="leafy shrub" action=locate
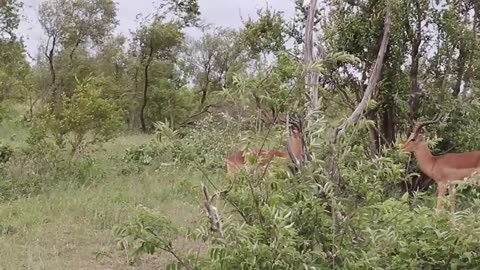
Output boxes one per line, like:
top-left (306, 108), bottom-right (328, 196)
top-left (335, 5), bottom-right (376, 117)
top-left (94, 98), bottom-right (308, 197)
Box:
top-left (113, 206), bottom-right (181, 265)
top-left (27, 76), bottom-right (123, 155)
top-left (0, 142), bottom-right (13, 163)
top-left (123, 143), bottom-right (160, 165)
top-left (0, 144), bottom-right (99, 202)
top-left (113, 119), bottom-right (480, 269)
top-left (122, 117), bottom-right (242, 170)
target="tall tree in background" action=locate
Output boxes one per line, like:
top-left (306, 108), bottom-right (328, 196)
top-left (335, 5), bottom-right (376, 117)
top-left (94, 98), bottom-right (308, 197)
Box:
top-left (0, 0), bottom-right (29, 102)
top-left (38, 0), bottom-right (118, 102)
top-left (134, 20), bottom-right (183, 132)
top-left (182, 27), bottom-right (249, 106)
top-left (132, 0), bottom-right (200, 132)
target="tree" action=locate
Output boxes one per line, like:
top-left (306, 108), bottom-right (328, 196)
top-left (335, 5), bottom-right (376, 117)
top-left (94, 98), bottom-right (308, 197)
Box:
top-left (242, 8), bottom-right (288, 57)
top-left (38, 0), bottom-right (118, 101)
top-left (29, 77), bottom-right (123, 155)
top-left (131, 0), bottom-right (200, 132)
top-left (0, 0), bottom-right (22, 39)
top-left (0, 0), bottom-right (28, 102)
top-left (303, 0), bottom-right (321, 117)
top-left (134, 20), bottom-right (183, 132)
top-left (182, 27), bottom-right (249, 106)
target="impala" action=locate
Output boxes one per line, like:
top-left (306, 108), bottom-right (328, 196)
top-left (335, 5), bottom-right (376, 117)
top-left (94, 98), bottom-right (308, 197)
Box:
top-left (401, 116), bottom-right (480, 213)
top-left (226, 115), bottom-right (308, 176)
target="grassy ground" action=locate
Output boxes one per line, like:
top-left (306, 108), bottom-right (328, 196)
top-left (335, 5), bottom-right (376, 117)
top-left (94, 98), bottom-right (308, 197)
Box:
top-left (0, 106), bottom-right (211, 269)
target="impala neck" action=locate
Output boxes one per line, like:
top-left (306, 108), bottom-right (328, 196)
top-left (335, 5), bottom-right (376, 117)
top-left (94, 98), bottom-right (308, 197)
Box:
top-left (412, 142), bottom-right (436, 177)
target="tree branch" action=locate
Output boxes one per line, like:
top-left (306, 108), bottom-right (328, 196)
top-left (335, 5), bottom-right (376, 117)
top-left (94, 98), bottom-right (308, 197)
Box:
top-left (332, 1), bottom-right (392, 143)
top-left (326, 0), bottom-right (392, 239)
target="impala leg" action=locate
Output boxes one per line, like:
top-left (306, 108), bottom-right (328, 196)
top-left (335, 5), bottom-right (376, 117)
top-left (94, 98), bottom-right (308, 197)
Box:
top-left (448, 183), bottom-right (457, 214)
top-left (436, 183), bottom-right (447, 213)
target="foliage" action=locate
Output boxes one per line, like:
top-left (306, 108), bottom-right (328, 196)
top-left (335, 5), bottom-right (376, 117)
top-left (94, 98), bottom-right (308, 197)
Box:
top-left (0, 0), bottom-right (22, 39)
top-left (38, 0), bottom-right (118, 49)
top-left (5, 0), bottom-right (480, 268)
top-left (113, 206), bottom-right (179, 261)
top-left (242, 8), bottom-right (287, 56)
top-left (123, 116), bottom-right (240, 170)
top-left (0, 142), bottom-right (13, 163)
top-left (0, 0), bottom-right (28, 101)
top-left (146, 67), bottom-right (196, 126)
top-left (166, 0), bottom-right (201, 27)
top-left (0, 144), bottom-right (98, 202)
top-left (181, 27), bottom-right (249, 105)
top-left (28, 77), bottom-right (123, 154)
top-left (116, 121), bottom-right (480, 269)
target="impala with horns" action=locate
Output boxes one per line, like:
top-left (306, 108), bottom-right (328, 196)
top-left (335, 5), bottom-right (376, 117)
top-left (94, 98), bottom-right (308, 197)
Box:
top-left (401, 115), bottom-right (480, 213)
top-left (226, 113), bottom-right (309, 176)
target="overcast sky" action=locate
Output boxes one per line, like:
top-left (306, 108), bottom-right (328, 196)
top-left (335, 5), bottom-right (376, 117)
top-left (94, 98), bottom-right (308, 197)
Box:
top-left (18, 0), bottom-right (296, 56)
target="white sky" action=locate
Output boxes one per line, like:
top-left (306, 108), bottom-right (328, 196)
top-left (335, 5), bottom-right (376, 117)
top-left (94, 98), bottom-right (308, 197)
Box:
top-left (18, 0), bottom-right (296, 56)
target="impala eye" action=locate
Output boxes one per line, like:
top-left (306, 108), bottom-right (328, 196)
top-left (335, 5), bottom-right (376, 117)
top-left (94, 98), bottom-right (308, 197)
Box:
top-left (411, 138), bottom-right (416, 141)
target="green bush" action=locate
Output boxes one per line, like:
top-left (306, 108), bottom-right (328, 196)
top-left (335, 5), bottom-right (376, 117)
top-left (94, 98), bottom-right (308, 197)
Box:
top-left (0, 144), bottom-right (99, 202)
top-left (122, 117), bottom-right (242, 171)
top-left (0, 142), bottom-right (13, 163)
top-left (113, 119), bottom-right (480, 269)
top-left (27, 76), bottom-right (123, 155)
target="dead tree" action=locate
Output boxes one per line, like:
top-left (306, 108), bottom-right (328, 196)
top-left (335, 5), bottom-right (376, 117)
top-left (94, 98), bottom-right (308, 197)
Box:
top-left (327, 0), bottom-right (392, 232)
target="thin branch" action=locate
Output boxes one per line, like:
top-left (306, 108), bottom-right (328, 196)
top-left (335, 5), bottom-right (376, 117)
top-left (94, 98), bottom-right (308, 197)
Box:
top-left (332, 1), bottom-right (392, 143)
top-left (194, 161), bottom-right (250, 224)
top-left (202, 184), bottom-right (224, 237)
top-left (159, 246), bottom-right (195, 270)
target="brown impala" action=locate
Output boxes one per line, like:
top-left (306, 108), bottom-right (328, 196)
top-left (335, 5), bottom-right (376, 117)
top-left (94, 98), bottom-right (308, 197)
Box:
top-left (401, 115), bottom-right (480, 213)
top-left (226, 115), bottom-right (308, 176)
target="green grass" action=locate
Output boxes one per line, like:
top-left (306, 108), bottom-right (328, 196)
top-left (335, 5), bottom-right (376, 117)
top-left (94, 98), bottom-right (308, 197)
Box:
top-left (0, 112), bottom-right (212, 269)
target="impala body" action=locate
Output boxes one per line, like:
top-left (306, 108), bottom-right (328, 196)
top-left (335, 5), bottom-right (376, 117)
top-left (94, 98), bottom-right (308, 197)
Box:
top-left (226, 149), bottom-right (291, 175)
top-left (226, 122), bottom-right (307, 176)
top-left (401, 117), bottom-right (480, 212)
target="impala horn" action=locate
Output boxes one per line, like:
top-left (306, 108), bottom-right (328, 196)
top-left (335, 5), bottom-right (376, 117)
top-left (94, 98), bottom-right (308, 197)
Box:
top-left (412, 113), bottom-right (442, 136)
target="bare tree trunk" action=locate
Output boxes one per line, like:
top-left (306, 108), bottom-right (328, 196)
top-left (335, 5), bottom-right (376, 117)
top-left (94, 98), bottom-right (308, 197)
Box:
top-left (461, 5), bottom-right (478, 96)
top-left (140, 53), bottom-right (153, 132)
top-left (381, 99), bottom-right (395, 145)
top-left (332, 3), bottom-right (392, 141)
top-left (131, 66), bottom-right (140, 129)
top-left (452, 5), bottom-right (471, 97)
top-left (304, 0), bottom-right (321, 116)
top-left (45, 35), bottom-right (57, 104)
top-left (200, 55), bottom-right (213, 107)
top-left (326, 1), bottom-right (392, 236)
top-left (453, 44), bottom-right (467, 97)
top-left (408, 4), bottom-right (422, 120)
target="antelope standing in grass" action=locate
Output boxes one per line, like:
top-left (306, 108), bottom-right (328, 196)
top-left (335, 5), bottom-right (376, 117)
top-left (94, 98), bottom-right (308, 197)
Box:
top-left (401, 115), bottom-right (480, 213)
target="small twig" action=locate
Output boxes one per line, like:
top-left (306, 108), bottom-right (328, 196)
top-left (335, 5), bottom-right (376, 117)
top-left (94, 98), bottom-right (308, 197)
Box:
top-left (194, 161), bottom-right (250, 224)
top-left (159, 246), bottom-right (195, 270)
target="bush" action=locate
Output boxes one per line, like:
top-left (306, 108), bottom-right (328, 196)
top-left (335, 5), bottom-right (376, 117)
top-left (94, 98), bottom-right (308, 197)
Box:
top-left (0, 144), bottom-right (98, 202)
top-left (27, 76), bottom-right (123, 155)
top-left (0, 142), bottom-right (13, 163)
top-left (113, 119), bottom-right (480, 269)
top-left (122, 116), bottom-right (242, 170)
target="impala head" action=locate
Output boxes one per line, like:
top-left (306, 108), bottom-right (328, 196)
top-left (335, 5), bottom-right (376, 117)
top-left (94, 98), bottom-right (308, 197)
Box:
top-left (401, 114), bottom-right (441, 152)
top-left (284, 113), bottom-right (310, 172)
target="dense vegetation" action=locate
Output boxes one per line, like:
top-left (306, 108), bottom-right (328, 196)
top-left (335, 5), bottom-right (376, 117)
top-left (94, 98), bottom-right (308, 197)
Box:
top-left (2, 0), bottom-right (480, 268)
